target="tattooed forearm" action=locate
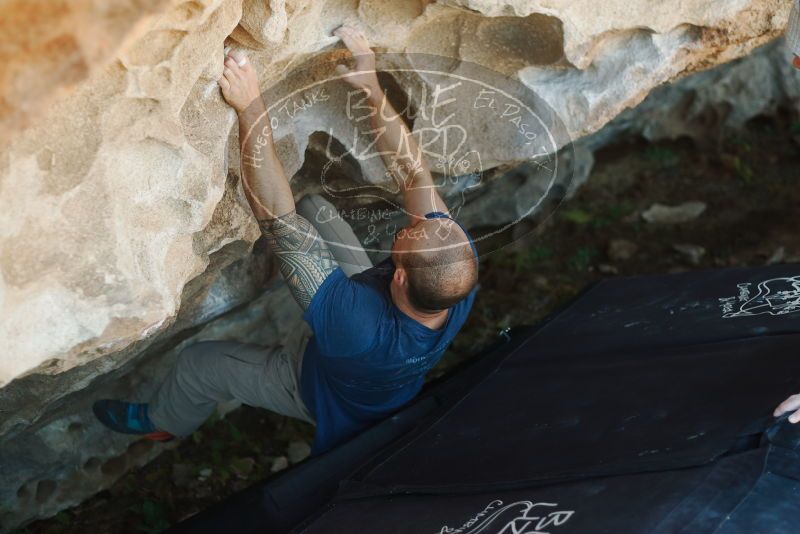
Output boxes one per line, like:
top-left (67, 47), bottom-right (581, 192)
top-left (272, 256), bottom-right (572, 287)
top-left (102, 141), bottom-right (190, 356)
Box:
top-left (259, 212), bottom-right (339, 310)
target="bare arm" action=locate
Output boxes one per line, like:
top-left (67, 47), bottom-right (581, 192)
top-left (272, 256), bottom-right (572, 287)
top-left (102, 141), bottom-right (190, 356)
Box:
top-left (365, 86), bottom-right (450, 223)
top-left (236, 101), bottom-right (295, 220)
top-left (334, 26), bottom-right (449, 225)
top-left (257, 214), bottom-right (338, 309)
top-left (219, 49), bottom-right (337, 309)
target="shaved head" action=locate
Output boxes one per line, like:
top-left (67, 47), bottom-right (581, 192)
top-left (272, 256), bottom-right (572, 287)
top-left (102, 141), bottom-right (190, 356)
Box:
top-left (392, 218), bottom-right (478, 312)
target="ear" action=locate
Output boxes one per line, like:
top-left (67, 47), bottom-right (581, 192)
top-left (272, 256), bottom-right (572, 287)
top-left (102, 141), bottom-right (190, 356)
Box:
top-left (393, 265), bottom-right (407, 286)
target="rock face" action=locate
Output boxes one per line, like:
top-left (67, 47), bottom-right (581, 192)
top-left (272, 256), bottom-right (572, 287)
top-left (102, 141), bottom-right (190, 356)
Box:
top-left (0, 0), bottom-right (173, 145)
top-left (0, 0), bottom-right (796, 530)
top-left (588, 37), bottom-right (800, 148)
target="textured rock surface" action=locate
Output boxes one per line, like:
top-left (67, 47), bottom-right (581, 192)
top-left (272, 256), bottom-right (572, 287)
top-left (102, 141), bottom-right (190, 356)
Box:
top-left (0, 0), bottom-right (797, 530)
top-left (0, 0), bottom-right (173, 145)
top-left (588, 37), bottom-right (800, 148)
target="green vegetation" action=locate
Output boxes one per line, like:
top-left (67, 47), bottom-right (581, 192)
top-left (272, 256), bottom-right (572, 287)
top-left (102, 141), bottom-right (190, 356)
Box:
top-left (129, 501), bottom-right (170, 534)
top-left (568, 246), bottom-right (598, 272)
top-left (561, 202), bottom-right (635, 228)
top-left (643, 146), bottom-right (681, 167)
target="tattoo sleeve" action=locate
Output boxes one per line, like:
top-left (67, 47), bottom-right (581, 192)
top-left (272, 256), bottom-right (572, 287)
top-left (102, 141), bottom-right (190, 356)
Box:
top-left (259, 211), bottom-right (339, 310)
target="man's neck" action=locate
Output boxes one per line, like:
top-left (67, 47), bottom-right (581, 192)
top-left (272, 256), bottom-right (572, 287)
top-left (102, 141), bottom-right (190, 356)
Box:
top-left (390, 283), bottom-right (449, 330)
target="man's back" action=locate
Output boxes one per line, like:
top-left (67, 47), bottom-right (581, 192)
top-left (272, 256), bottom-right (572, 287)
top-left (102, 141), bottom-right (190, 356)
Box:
top-left (300, 256), bottom-right (477, 454)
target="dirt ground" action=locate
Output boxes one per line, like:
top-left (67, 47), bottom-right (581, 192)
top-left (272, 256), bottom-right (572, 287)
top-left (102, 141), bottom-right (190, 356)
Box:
top-left (15, 109), bottom-right (800, 533)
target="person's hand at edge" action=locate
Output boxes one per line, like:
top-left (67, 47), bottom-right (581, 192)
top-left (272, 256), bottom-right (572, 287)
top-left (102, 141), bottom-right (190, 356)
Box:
top-left (333, 25), bottom-right (381, 95)
top-left (218, 47), bottom-right (264, 114)
top-left (774, 393), bottom-right (800, 423)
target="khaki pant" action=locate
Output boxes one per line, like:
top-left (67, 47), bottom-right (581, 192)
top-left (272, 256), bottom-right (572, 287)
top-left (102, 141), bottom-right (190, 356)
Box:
top-left (149, 335), bottom-right (315, 436)
top-left (149, 194), bottom-right (372, 437)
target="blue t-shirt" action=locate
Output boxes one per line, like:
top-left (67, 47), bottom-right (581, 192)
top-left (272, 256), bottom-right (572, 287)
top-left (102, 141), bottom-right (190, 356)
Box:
top-left (300, 215), bottom-right (478, 454)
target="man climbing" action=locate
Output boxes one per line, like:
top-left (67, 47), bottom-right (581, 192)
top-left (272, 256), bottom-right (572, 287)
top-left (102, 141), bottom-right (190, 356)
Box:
top-left (93, 25), bottom-right (479, 455)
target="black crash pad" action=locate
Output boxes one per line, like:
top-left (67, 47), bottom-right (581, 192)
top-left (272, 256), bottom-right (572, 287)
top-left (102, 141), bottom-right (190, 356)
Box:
top-left (172, 264), bottom-right (800, 534)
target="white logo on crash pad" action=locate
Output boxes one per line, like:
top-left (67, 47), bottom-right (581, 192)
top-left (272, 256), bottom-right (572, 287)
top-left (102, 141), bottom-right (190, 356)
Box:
top-left (719, 276), bottom-right (800, 318)
top-left (437, 500), bottom-right (574, 534)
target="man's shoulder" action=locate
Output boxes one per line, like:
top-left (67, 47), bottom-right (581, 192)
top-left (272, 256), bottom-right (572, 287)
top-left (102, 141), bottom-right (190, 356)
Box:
top-left (308, 263), bottom-right (390, 324)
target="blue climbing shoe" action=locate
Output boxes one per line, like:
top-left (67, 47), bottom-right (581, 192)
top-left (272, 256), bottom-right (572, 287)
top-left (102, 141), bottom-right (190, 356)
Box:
top-left (92, 400), bottom-right (174, 442)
